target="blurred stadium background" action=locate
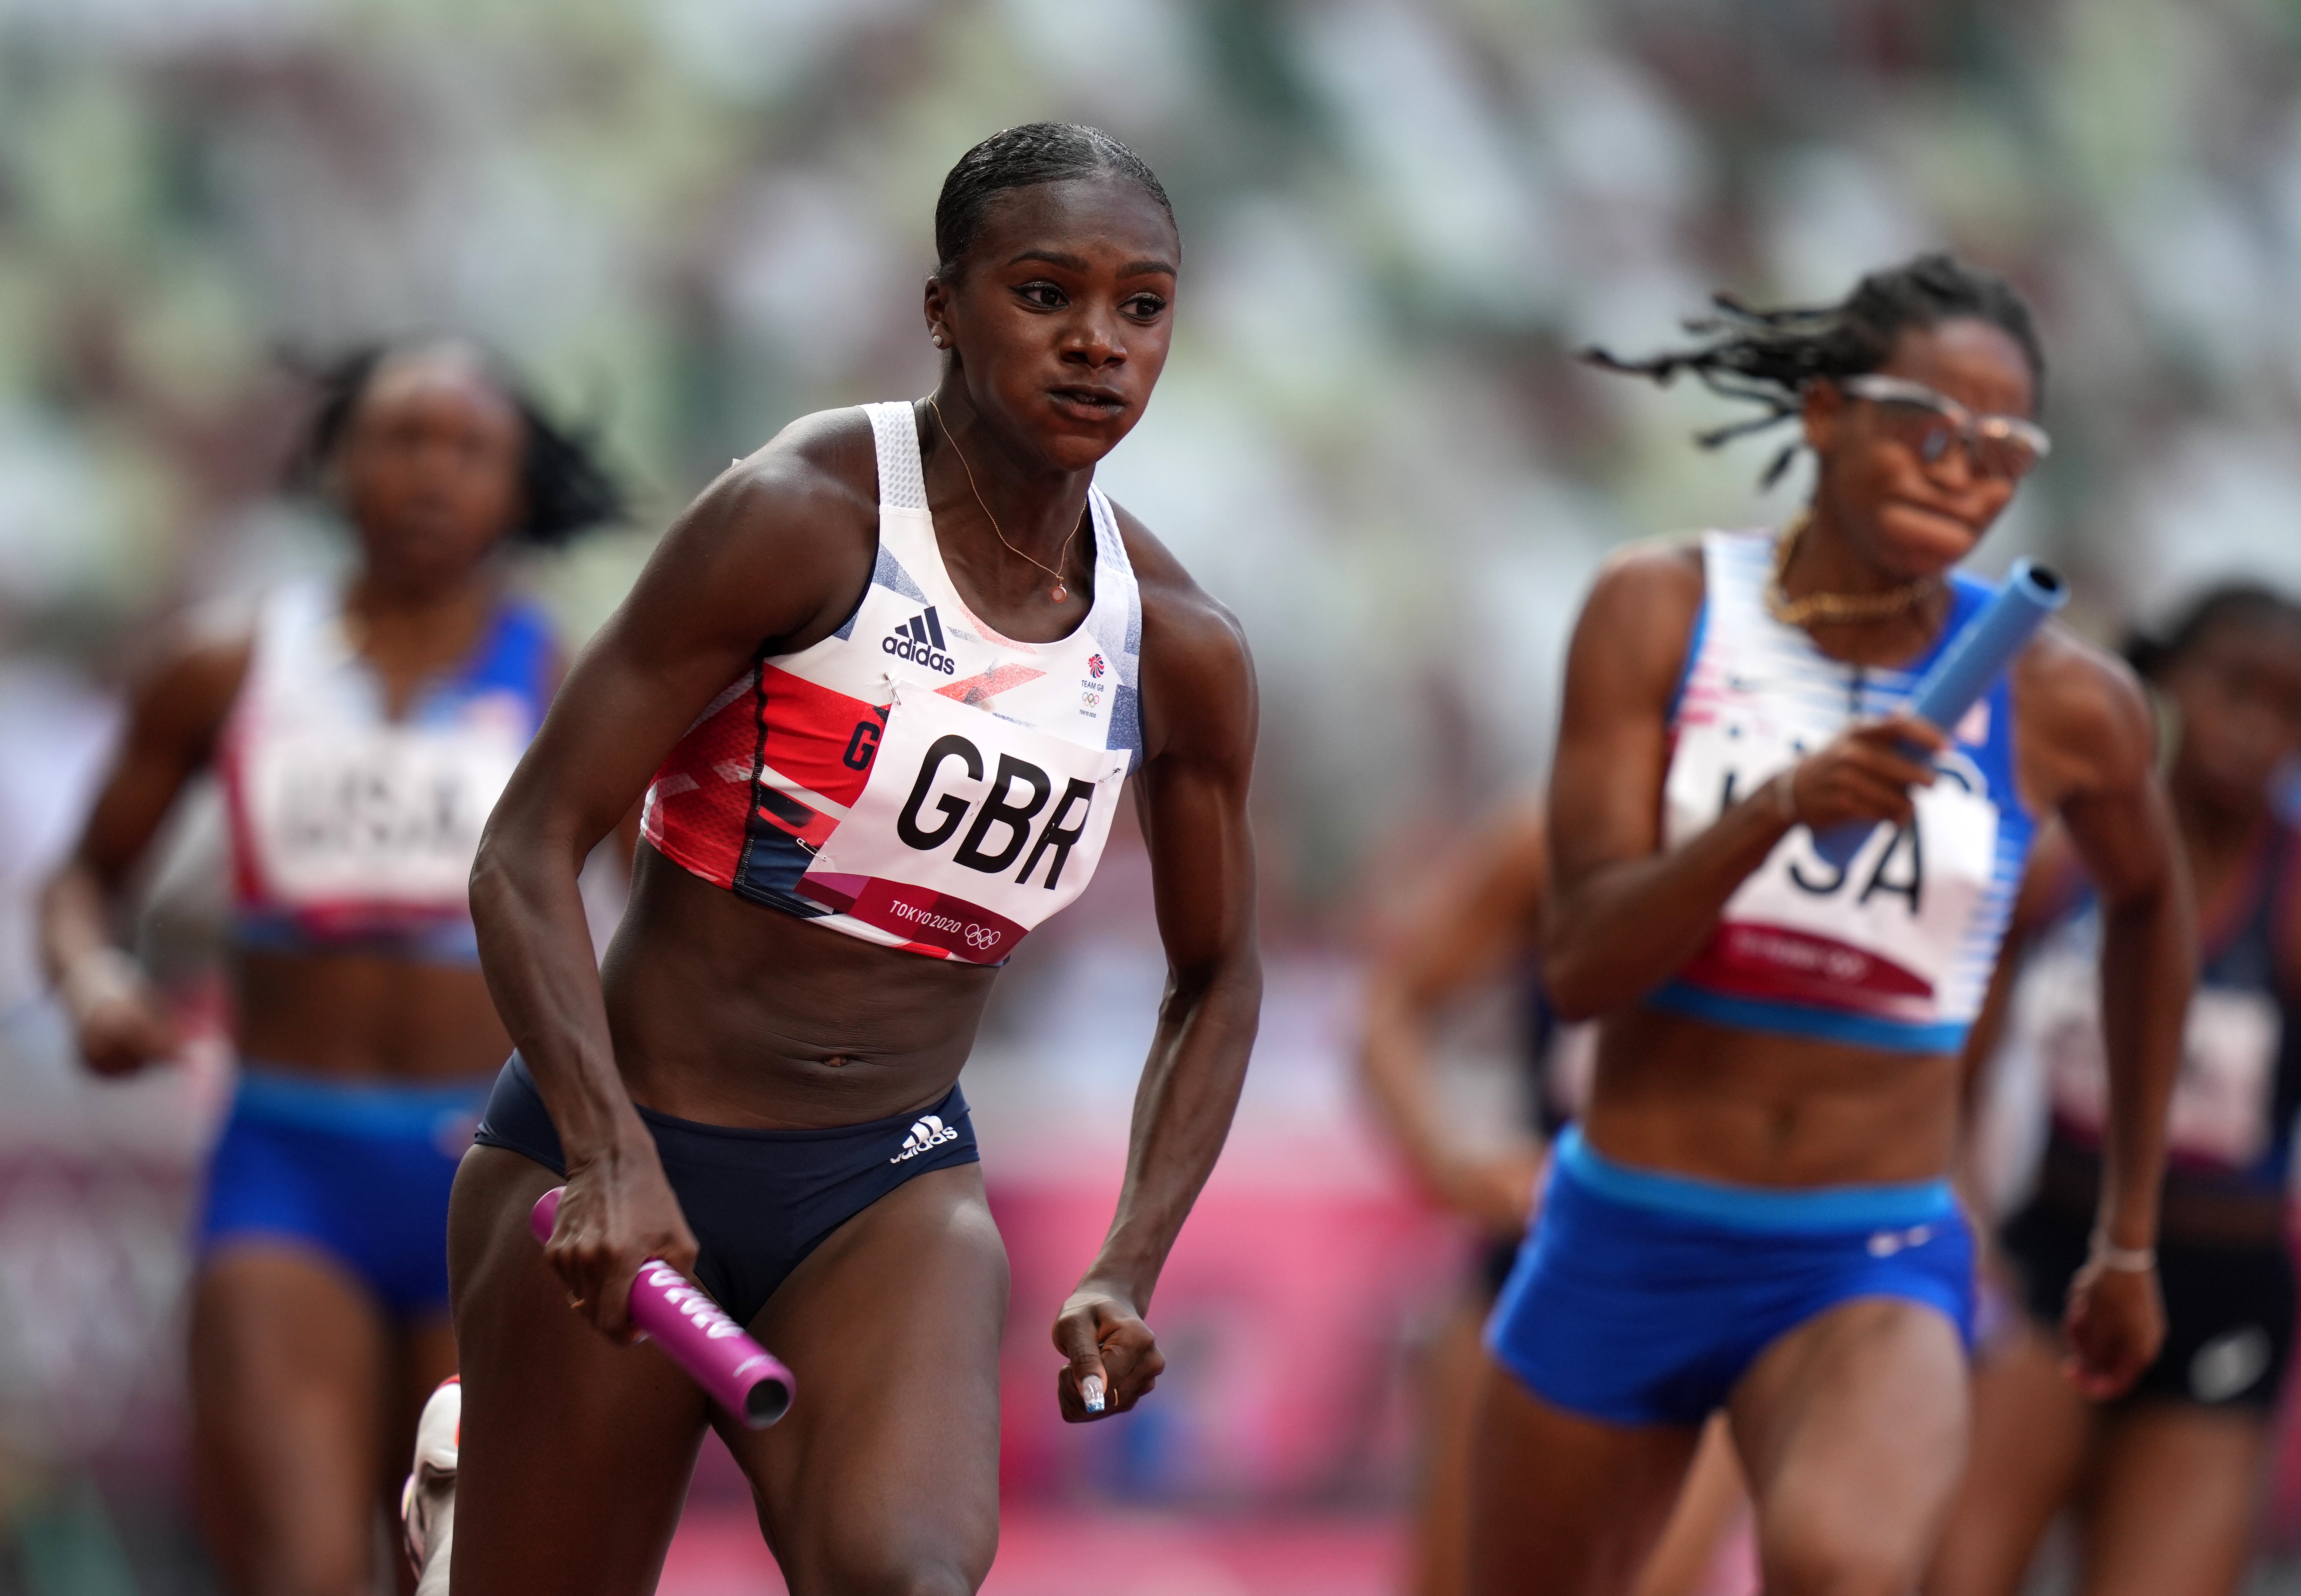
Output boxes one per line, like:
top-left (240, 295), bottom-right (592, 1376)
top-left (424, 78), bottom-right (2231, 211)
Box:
top-left (7, 1), bottom-right (2301, 1592)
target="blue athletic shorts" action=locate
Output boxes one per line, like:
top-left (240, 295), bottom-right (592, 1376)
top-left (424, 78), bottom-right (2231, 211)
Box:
top-left (197, 1067), bottom-right (489, 1317)
top-left (1486, 1126), bottom-right (1974, 1428)
top-left (471, 1052), bottom-right (981, 1326)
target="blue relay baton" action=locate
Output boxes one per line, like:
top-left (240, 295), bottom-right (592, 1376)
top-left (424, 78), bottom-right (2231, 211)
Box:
top-left (1807, 559), bottom-right (2068, 868)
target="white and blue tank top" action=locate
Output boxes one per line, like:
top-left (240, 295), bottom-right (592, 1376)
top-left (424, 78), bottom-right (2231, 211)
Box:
top-left (1644, 530), bottom-right (2037, 1054)
top-left (218, 582), bottom-right (556, 964)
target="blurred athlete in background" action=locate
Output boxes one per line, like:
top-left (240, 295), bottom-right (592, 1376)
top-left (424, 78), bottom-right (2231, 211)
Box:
top-left (1469, 254), bottom-right (2191, 1596)
top-left (1930, 583), bottom-right (2301, 1596)
top-left (1361, 799), bottom-right (1749, 1596)
top-left (429, 124), bottom-right (1260, 1596)
top-left (40, 339), bottom-right (618, 1596)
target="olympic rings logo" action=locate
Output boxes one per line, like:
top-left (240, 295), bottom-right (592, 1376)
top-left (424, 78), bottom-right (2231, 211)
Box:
top-left (964, 923), bottom-right (1002, 951)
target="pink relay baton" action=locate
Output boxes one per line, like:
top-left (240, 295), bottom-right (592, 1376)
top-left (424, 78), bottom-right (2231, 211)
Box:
top-left (530, 1187), bottom-right (793, 1428)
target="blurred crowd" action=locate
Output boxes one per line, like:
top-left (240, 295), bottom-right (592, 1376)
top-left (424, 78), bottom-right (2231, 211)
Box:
top-left (9, 0), bottom-right (2301, 1591)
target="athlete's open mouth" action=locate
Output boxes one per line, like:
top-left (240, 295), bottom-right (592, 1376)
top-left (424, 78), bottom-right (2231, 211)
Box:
top-left (1049, 387), bottom-right (1127, 415)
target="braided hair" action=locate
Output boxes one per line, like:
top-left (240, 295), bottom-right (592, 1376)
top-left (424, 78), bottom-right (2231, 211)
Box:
top-left (1585, 252), bottom-right (2045, 486)
top-left (293, 340), bottom-right (625, 547)
top-left (934, 123), bottom-right (1174, 281)
top-left (2123, 582), bottom-right (2301, 682)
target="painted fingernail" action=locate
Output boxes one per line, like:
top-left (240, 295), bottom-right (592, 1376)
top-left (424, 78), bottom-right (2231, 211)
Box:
top-left (1082, 1375), bottom-right (1105, 1413)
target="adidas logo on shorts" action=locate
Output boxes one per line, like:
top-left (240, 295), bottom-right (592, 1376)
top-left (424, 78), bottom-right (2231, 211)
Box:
top-left (883, 607), bottom-right (957, 675)
top-left (889, 1113), bottom-right (960, 1164)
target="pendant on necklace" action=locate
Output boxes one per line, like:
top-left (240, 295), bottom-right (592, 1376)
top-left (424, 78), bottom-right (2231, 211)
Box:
top-left (1051, 583), bottom-right (1066, 602)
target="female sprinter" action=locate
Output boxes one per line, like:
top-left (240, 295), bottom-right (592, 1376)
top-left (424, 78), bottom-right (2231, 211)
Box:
top-left (438, 124), bottom-right (1258, 1596)
top-left (1467, 253), bottom-right (2192, 1596)
top-left (1929, 584), bottom-right (2301, 1596)
top-left (40, 340), bottom-right (617, 1596)
top-left (1361, 801), bottom-right (1747, 1596)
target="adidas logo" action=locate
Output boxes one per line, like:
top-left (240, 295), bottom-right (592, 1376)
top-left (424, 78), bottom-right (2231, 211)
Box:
top-left (882, 607), bottom-right (957, 675)
top-left (889, 1113), bottom-right (961, 1164)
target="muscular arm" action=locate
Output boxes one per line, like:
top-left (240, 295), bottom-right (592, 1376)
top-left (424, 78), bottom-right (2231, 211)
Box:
top-left (39, 625), bottom-right (247, 1074)
top-left (1543, 545), bottom-right (1946, 1018)
top-left (2023, 640), bottom-right (2189, 1245)
top-left (473, 421), bottom-right (876, 1335)
top-left (1359, 802), bottom-right (1548, 1229)
top-left (2018, 631), bottom-right (2188, 1396)
top-left (1054, 514), bottom-right (1260, 1420)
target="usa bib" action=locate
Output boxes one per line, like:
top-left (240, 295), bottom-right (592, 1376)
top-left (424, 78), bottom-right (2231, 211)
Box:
top-left (1643, 532), bottom-right (2033, 1053)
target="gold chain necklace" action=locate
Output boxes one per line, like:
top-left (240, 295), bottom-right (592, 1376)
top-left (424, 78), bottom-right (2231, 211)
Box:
top-left (1764, 509), bottom-right (1938, 628)
top-left (927, 397), bottom-right (1082, 603)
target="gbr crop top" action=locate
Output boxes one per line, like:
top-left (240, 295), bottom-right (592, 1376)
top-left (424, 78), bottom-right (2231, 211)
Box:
top-left (640, 401), bottom-right (1142, 966)
top-left (1643, 530), bottom-right (2037, 1054)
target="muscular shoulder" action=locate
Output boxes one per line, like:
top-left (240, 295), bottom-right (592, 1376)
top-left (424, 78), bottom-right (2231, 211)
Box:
top-left (1108, 498), bottom-right (1256, 767)
top-left (710, 406), bottom-right (880, 546)
top-left (631, 406), bottom-right (882, 656)
top-left (139, 604), bottom-right (254, 743)
top-left (2012, 621), bottom-right (2156, 805)
top-left (1565, 538), bottom-right (1705, 710)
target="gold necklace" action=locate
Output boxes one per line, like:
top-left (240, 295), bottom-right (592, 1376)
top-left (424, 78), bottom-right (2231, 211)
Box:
top-left (927, 397), bottom-right (1082, 603)
top-left (1764, 509), bottom-right (1938, 628)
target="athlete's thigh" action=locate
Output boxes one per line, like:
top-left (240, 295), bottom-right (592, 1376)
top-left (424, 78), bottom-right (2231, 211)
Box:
top-left (190, 1244), bottom-right (390, 1596)
top-left (1924, 1321), bottom-right (2093, 1596)
top-left (1466, 1356), bottom-right (1702, 1596)
top-left (446, 1145), bottom-right (710, 1596)
top-left (1635, 1412), bottom-right (1749, 1596)
top-left (2078, 1403), bottom-right (2267, 1596)
top-left (724, 1162), bottom-right (1008, 1596)
top-left (1730, 1296), bottom-right (1968, 1596)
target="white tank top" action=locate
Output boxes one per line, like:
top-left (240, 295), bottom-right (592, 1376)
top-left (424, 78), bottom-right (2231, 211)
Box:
top-left (641, 401), bottom-right (1142, 965)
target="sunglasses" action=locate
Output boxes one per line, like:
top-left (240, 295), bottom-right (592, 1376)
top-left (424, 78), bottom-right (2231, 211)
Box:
top-left (1839, 374), bottom-right (2051, 481)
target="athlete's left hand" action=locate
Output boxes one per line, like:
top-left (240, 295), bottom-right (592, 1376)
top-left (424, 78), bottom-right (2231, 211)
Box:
top-left (1052, 1283), bottom-right (1164, 1422)
top-left (2061, 1258), bottom-right (2165, 1400)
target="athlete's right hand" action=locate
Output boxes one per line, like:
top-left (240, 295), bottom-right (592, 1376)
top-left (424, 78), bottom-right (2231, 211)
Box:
top-left (1781, 714), bottom-right (1947, 832)
top-left (63, 951), bottom-right (176, 1077)
top-left (545, 1144), bottom-right (699, 1346)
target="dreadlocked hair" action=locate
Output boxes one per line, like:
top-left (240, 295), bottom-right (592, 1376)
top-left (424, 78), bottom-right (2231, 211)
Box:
top-left (1583, 252), bottom-right (2046, 487)
top-left (934, 122), bottom-right (1174, 281)
top-left (291, 339), bottom-right (625, 547)
top-left (2122, 582), bottom-right (2301, 682)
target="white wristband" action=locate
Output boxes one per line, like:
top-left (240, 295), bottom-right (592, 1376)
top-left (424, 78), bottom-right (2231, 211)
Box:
top-left (2089, 1231), bottom-right (2156, 1273)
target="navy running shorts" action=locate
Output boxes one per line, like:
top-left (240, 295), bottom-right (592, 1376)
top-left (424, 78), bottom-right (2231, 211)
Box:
top-left (472, 1053), bottom-right (980, 1326)
top-left (2003, 1196), bottom-right (2295, 1412)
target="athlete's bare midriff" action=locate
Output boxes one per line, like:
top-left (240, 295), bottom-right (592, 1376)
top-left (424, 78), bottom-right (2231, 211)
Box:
top-left (596, 842), bottom-right (997, 1130)
top-left (234, 951), bottom-right (510, 1081)
top-left (1580, 1004), bottom-right (1961, 1188)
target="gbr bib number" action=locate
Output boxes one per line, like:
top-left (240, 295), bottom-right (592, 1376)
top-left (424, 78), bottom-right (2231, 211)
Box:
top-left (239, 726), bottom-right (521, 913)
top-left (795, 684), bottom-right (1130, 964)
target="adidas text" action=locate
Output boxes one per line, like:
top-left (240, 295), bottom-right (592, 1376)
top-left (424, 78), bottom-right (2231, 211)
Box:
top-left (890, 1113), bottom-right (961, 1164)
top-left (884, 607), bottom-right (957, 675)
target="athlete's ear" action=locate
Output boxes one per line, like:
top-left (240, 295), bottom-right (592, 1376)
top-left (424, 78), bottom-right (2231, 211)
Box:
top-left (923, 274), bottom-right (957, 355)
top-left (1800, 377), bottom-right (1846, 458)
